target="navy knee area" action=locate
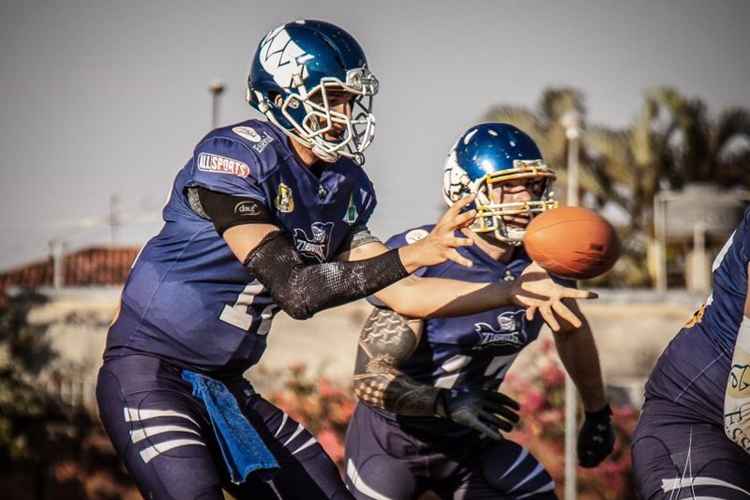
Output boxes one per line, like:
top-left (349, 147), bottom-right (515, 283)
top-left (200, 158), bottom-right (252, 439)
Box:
top-left (345, 454), bottom-right (416, 500)
top-left (480, 441), bottom-right (556, 498)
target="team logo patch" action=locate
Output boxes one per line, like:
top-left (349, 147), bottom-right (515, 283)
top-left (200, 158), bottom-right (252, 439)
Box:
top-left (473, 310), bottom-right (528, 350)
top-left (293, 222), bottom-right (334, 263)
top-left (234, 200), bottom-right (262, 216)
top-left (275, 183), bottom-right (295, 213)
top-left (405, 229), bottom-right (429, 244)
top-left (343, 194), bottom-right (358, 224)
top-left (197, 153), bottom-right (250, 178)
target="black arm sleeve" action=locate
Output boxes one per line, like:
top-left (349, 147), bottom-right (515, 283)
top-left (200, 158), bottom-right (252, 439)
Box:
top-left (191, 186), bottom-right (274, 235)
top-left (244, 231), bottom-right (409, 320)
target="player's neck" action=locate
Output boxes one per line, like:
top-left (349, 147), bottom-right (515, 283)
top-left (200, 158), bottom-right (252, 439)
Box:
top-left (461, 228), bottom-right (514, 263)
top-left (288, 136), bottom-right (320, 168)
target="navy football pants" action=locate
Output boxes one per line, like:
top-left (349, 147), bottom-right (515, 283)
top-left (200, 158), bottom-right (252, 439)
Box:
top-left (632, 398), bottom-right (750, 499)
top-left (344, 403), bottom-right (557, 500)
top-left (96, 354), bottom-right (352, 500)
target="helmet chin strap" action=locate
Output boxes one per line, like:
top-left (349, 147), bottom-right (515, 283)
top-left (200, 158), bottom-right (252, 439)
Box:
top-left (311, 143), bottom-right (339, 163)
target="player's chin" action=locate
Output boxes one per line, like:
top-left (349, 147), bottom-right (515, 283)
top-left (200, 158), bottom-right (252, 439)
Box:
top-left (503, 218), bottom-right (531, 230)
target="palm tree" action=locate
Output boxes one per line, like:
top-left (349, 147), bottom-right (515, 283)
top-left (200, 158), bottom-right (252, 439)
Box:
top-left (483, 86), bottom-right (750, 286)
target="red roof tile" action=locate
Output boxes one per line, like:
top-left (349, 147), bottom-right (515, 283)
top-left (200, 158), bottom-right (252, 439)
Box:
top-left (0, 246), bottom-right (140, 292)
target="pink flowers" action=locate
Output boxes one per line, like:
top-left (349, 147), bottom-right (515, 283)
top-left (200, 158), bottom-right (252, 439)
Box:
top-left (268, 357), bottom-right (640, 498)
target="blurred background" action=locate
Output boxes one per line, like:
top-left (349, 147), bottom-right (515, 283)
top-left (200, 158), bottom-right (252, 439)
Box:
top-left (1, 1), bottom-right (749, 498)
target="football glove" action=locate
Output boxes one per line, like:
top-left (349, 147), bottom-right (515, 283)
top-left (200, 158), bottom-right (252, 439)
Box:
top-left (435, 387), bottom-right (520, 440)
top-left (577, 404), bottom-right (615, 468)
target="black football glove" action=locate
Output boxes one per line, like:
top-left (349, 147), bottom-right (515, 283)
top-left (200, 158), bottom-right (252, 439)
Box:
top-left (435, 387), bottom-right (520, 440)
top-left (577, 404), bottom-right (615, 468)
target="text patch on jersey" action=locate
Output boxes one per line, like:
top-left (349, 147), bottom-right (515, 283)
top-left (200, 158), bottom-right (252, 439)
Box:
top-left (294, 222), bottom-right (334, 263)
top-left (473, 310), bottom-right (527, 351)
top-left (232, 126), bottom-right (262, 143)
top-left (232, 126), bottom-right (274, 153)
top-left (234, 200), bottom-right (262, 216)
top-left (197, 153), bottom-right (250, 178)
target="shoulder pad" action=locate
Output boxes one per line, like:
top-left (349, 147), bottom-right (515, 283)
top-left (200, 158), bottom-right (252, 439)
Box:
top-left (207, 120), bottom-right (285, 181)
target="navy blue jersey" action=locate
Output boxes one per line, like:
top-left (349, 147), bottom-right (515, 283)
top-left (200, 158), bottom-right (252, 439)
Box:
top-left (106, 119), bottom-right (377, 374)
top-left (646, 207), bottom-right (750, 424)
top-left (374, 225), bottom-right (547, 391)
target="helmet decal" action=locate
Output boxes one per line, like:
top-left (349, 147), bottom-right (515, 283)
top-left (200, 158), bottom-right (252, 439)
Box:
top-left (259, 27), bottom-right (312, 89)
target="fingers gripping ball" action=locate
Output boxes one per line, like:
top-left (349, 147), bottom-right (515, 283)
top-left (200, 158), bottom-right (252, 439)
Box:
top-left (523, 207), bottom-right (620, 280)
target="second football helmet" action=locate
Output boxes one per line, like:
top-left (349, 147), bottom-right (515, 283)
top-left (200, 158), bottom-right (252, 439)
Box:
top-left (443, 123), bottom-right (557, 243)
top-left (247, 20), bottom-right (378, 165)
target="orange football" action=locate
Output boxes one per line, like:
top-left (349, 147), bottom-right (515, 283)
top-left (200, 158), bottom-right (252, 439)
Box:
top-left (523, 207), bottom-right (620, 280)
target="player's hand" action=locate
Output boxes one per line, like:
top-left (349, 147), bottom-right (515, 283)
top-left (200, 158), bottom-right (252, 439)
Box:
top-left (399, 195), bottom-right (476, 272)
top-left (511, 262), bottom-right (597, 332)
top-left (435, 387), bottom-right (520, 440)
top-left (577, 404), bottom-right (615, 468)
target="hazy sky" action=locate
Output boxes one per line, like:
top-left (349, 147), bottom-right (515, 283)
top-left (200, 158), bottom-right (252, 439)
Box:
top-left (1, 0), bottom-right (748, 269)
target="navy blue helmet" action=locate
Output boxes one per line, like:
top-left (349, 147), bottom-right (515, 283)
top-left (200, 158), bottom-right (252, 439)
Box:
top-left (443, 123), bottom-right (557, 243)
top-left (247, 20), bottom-right (378, 165)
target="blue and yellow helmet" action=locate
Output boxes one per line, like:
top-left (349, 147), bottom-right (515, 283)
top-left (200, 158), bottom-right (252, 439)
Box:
top-left (443, 123), bottom-right (557, 243)
top-left (247, 20), bottom-right (378, 165)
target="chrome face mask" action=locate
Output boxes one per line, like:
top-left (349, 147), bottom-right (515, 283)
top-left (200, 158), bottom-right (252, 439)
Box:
top-left (280, 68), bottom-right (378, 165)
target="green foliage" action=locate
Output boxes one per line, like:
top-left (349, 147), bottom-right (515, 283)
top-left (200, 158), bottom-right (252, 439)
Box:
top-left (0, 290), bottom-right (137, 500)
top-left (485, 87), bottom-right (750, 287)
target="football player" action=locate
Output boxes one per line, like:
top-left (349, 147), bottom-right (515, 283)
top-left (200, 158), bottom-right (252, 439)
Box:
top-left (632, 210), bottom-right (750, 498)
top-left (96, 22), bottom-right (594, 500)
top-left (344, 123), bottom-right (615, 500)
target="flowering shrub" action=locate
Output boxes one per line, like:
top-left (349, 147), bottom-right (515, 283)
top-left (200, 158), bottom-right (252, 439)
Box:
top-left (267, 363), bottom-right (356, 465)
top-left (268, 341), bottom-right (640, 499)
top-left (503, 339), bottom-right (639, 499)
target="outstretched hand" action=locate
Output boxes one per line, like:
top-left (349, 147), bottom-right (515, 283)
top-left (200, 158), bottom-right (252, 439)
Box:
top-left (511, 262), bottom-right (597, 332)
top-left (399, 195), bottom-right (477, 272)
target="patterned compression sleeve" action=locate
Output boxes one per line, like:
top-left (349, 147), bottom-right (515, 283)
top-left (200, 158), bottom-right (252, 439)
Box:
top-left (244, 231), bottom-right (408, 320)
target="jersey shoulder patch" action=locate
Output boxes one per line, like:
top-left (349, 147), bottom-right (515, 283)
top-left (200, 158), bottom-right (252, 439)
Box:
top-left (206, 119), bottom-right (287, 181)
top-left (190, 130), bottom-right (268, 200)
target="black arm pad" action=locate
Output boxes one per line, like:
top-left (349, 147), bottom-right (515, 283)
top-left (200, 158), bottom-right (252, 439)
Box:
top-left (193, 186), bottom-right (274, 235)
top-left (244, 231), bottom-right (408, 320)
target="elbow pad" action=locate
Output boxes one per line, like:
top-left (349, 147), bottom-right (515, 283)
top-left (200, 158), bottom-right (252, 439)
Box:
top-left (244, 231), bottom-right (408, 319)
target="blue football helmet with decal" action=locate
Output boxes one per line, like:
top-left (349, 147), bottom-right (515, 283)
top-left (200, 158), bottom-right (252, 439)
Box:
top-left (247, 20), bottom-right (378, 165)
top-left (443, 123), bottom-right (557, 243)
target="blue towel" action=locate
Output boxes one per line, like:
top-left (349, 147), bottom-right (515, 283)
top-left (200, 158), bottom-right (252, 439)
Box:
top-left (182, 370), bottom-right (279, 484)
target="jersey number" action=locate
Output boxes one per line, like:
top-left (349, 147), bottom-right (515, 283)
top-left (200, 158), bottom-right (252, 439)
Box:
top-left (219, 280), bottom-right (278, 335)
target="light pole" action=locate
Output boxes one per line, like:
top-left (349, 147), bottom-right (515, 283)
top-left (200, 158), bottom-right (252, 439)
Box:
top-left (209, 81), bottom-right (226, 129)
top-left (561, 109), bottom-right (582, 500)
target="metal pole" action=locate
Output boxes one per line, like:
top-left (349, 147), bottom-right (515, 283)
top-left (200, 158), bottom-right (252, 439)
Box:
top-left (562, 112), bottom-right (582, 500)
top-left (209, 81), bottom-right (226, 129)
top-left (653, 192), bottom-right (675, 292)
top-left (109, 194), bottom-right (121, 246)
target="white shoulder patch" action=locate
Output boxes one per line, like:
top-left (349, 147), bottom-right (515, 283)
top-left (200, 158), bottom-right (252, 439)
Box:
top-left (233, 126), bottom-right (275, 153)
top-left (233, 126), bottom-right (262, 143)
top-left (405, 229), bottom-right (429, 244)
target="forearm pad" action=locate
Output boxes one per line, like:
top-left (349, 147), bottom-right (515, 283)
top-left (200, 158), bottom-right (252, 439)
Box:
top-left (244, 231), bottom-right (408, 320)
